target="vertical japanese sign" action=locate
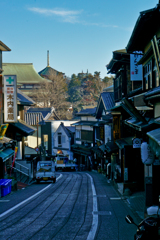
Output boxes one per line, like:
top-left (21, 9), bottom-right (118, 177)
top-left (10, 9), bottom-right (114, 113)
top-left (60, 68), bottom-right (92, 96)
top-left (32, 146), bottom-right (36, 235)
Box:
top-left (4, 75), bottom-right (17, 122)
top-left (130, 51), bottom-right (143, 81)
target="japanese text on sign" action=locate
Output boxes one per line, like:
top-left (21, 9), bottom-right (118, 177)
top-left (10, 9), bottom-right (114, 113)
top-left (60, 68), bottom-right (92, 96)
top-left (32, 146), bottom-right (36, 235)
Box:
top-left (130, 52), bottom-right (143, 81)
top-left (4, 75), bottom-right (17, 123)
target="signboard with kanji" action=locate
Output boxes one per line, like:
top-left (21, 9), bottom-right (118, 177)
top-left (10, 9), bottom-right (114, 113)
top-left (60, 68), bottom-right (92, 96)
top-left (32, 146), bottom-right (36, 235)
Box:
top-left (4, 75), bottom-right (17, 122)
top-left (130, 52), bottom-right (143, 81)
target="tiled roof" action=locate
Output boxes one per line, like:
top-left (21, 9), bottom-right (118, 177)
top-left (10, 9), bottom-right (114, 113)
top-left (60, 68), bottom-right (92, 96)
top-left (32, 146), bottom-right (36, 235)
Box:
top-left (101, 92), bottom-right (114, 110)
top-left (25, 112), bottom-right (44, 125)
top-left (17, 89), bottom-right (35, 106)
top-left (145, 86), bottom-right (160, 99)
top-left (124, 117), bottom-right (155, 132)
top-left (25, 107), bottom-right (59, 125)
top-left (66, 126), bottom-right (75, 133)
top-left (27, 107), bottom-right (55, 119)
top-left (76, 107), bottom-right (97, 116)
top-left (2, 63), bottom-right (46, 84)
top-left (38, 66), bottom-right (64, 80)
top-left (10, 119), bottom-right (36, 136)
top-left (96, 92), bottom-right (115, 119)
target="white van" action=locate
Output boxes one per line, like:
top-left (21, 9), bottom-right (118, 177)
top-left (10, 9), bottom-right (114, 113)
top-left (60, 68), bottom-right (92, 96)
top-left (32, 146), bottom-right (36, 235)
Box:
top-left (36, 161), bottom-right (56, 183)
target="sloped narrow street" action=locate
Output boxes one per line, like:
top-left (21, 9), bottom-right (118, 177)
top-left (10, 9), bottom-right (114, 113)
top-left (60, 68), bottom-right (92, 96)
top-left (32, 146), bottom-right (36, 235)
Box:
top-left (0, 172), bottom-right (142, 240)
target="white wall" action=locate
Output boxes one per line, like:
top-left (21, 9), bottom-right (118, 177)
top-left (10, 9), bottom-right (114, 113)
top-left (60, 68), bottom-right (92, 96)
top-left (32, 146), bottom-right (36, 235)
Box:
top-left (27, 126), bottom-right (41, 149)
top-left (51, 120), bottom-right (77, 155)
top-left (81, 126), bottom-right (93, 131)
top-left (53, 126), bottom-right (70, 149)
top-left (81, 116), bottom-right (96, 121)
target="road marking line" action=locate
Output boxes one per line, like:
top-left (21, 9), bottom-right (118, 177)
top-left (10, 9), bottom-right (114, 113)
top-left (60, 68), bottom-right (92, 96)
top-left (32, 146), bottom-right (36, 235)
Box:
top-left (0, 200), bottom-right (10, 202)
top-left (0, 174), bottom-right (62, 218)
top-left (86, 173), bottom-right (98, 240)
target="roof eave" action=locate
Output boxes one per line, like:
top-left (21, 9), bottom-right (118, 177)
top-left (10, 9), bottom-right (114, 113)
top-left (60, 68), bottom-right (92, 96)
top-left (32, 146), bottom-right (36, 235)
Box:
top-left (0, 41), bottom-right (11, 51)
top-left (126, 5), bottom-right (159, 53)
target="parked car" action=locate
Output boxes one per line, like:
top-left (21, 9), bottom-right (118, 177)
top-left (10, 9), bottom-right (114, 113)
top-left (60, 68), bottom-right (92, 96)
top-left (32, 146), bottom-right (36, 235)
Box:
top-left (36, 161), bottom-right (56, 183)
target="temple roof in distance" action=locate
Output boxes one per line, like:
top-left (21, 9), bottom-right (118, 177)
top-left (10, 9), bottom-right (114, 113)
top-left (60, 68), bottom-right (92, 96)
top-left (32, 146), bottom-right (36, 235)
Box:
top-left (2, 63), bottom-right (46, 84)
top-left (38, 66), bottom-right (62, 80)
top-left (38, 51), bottom-right (64, 80)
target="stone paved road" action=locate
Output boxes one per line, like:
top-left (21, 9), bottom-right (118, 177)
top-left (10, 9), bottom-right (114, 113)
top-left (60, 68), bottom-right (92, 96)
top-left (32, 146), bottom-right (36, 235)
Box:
top-left (0, 172), bottom-right (138, 240)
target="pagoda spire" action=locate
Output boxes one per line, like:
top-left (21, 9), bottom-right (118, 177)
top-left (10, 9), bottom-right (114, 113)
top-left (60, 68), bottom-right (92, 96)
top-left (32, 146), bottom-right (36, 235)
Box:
top-left (47, 50), bottom-right (50, 67)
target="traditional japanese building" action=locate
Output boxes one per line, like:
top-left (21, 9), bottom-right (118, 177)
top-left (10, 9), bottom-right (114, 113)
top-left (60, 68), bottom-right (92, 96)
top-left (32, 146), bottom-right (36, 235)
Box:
top-left (38, 51), bottom-right (64, 80)
top-left (2, 63), bottom-right (47, 96)
top-left (125, 1), bottom-right (160, 210)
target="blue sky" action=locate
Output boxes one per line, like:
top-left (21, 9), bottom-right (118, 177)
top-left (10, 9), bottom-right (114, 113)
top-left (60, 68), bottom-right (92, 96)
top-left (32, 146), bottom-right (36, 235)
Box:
top-left (1, 0), bottom-right (158, 79)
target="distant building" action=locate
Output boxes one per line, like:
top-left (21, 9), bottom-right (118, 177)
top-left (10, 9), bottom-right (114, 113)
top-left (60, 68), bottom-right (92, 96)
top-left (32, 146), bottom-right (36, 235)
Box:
top-left (38, 51), bottom-right (65, 80)
top-left (2, 63), bottom-right (47, 96)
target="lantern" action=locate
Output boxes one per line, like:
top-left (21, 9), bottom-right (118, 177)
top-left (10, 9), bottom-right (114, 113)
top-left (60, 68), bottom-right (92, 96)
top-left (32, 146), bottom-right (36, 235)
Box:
top-left (141, 142), bottom-right (154, 165)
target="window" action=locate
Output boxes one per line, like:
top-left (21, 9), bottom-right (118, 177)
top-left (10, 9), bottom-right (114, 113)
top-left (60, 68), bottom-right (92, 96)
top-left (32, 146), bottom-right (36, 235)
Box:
top-left (76, 130), bottom-right (81, 139)
top-left (81, 130), bottom-right (93, 141)
top-left (153, 59), bottom-right (159, 87)
top-left (25, 85), bottom-right (33, 88)
top-left (58, 133), bottom-right (65, 146)
top-left (144, 60), bottom-right (152, 90)
top-left (58, 133), bottom-right (62, 146)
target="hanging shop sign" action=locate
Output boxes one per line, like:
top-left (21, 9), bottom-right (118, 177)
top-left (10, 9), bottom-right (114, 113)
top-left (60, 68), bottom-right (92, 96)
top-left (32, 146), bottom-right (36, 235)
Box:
top-left (141, 142), bottom-right (154, 165)
top-left (4, 75), bottom-right (17, 123)
top-left (132, 137), bottom-right (141, 148)
top-left (130, 51), bottom-right (143, 81)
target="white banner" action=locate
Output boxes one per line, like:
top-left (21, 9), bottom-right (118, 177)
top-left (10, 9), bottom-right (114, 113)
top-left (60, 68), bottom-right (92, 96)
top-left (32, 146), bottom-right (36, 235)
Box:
top-left (4, 75), bottom-right (17, 122)
top-left (130, 52), bottom-right (143, 81)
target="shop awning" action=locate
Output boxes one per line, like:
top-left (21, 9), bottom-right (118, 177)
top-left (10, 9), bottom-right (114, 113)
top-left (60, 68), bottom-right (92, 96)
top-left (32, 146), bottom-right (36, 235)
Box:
top-left (105, 141), bottom-right (118, 153)
top-left (73, 149), bottom-right (91, 156)
top-left (71, 121), bottom-right (96, 126)
top-left (71, 144), bottom-right (91, 156)
top-left (0, 148), bottom-right (15, 162)
top-left (10, 120), bottom-right (36, 136)
top-left (147, 128), bottom-right (160, 157)
top-left (115, 137), bottom-right (133, 149)
top-left (93, 121), bottom-right (108, 126)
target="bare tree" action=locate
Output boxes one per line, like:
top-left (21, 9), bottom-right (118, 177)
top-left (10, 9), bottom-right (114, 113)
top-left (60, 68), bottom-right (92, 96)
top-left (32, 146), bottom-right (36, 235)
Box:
top-left (30, 74), bottom-right (69, 119)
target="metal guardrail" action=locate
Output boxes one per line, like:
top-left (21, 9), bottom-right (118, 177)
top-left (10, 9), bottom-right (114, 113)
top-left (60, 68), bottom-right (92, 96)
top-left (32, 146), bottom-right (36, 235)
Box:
top-left (12, 167), bottom-right (29, 176)
top-left (12, 161), bottom-right (30, 183)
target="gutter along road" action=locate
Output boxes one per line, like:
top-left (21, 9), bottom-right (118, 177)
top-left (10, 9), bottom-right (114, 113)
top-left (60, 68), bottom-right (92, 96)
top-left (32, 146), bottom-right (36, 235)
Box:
top-left (0, 172), bottom-right (138, 240)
